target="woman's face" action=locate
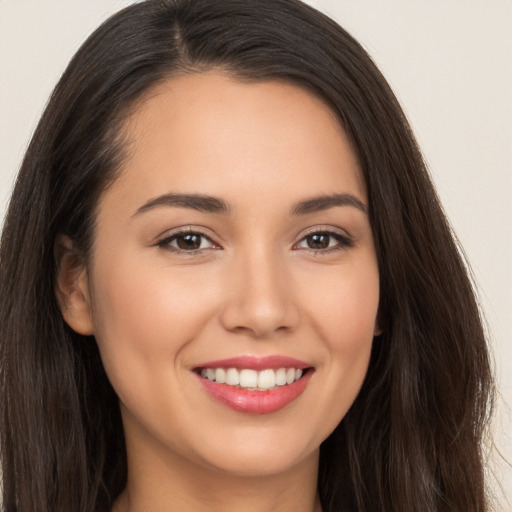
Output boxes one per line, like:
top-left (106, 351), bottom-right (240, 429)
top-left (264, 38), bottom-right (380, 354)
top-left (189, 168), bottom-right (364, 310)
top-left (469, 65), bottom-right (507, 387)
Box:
top-left (65, 72), bottom-right (380, 477)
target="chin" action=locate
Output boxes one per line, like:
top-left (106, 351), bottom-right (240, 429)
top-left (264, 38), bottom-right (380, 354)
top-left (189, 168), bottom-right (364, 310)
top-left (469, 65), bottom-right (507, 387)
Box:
top-left (190, 429), bottom-right (321, 478)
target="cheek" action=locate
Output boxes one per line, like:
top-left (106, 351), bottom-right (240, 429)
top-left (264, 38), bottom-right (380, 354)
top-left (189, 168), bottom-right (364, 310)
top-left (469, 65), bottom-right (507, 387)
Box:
top-left (86, 254), bottom-right (227, 447)
top-left (305, 256), bottom-right (380, 350)
top-left (298, 256), bottom-right (379, 424)
top-left (87, 251), bottom-right (220, 389)
top-left (92, 253), bottom-right (210, 335)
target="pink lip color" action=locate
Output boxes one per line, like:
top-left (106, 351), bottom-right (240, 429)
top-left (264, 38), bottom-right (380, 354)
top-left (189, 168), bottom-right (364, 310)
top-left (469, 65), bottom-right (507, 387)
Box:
top-left (197, 371), bottom-right (312, 414)
top-left (194, 355), bottom-right (313, 414)
top-left (195, 355), bottom-right (311, 371)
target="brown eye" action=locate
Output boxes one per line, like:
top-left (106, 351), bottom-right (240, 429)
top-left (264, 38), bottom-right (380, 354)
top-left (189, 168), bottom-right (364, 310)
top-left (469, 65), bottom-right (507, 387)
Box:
top-left (158, 231), bottom-right (217, 252)
top-left (176, 233), bottom-right (203, 250)
top-left (296, 230), bottom-right (353, 252)
top-left (306, 233), bottom-right (331, 250)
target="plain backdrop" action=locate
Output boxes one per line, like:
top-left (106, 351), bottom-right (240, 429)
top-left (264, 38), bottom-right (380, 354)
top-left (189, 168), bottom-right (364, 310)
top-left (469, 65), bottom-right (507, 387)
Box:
top-left (1, 0), bottom-right (511, 508)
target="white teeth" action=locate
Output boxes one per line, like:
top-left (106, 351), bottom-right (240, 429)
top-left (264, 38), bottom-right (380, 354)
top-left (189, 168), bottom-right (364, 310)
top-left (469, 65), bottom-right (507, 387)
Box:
top-left (258, 369), bottom-right (276, 389)
top-left (215, 368), bottom-right (226, 384)
top-left (239, 369), bottom-right (258, 388)
top-left (225, 368), bottom-right (240, 386)
top-left (275, 368), bottom-right (287, 386)
top-left (199, 366), bottom-right (306, 390)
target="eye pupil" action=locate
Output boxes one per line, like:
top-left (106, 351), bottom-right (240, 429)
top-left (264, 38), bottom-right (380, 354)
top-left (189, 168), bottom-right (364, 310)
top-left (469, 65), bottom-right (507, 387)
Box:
top-left (177, 234), bottom-right (202, 250)
top-left (307, 233), bottom-right (330, 249)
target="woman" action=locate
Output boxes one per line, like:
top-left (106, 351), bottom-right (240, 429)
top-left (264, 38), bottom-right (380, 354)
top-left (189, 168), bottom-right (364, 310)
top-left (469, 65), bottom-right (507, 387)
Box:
top-left (0, 0), bottom-right (495, 511)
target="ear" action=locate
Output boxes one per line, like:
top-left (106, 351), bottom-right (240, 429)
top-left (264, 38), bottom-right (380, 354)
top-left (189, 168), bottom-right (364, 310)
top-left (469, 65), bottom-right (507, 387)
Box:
top-left (54, 234), bottom-right (94, 335)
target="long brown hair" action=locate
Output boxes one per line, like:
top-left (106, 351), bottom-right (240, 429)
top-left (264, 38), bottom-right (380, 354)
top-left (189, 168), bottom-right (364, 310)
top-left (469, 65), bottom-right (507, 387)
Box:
top-left (0, 0), bottom-right (494, 510)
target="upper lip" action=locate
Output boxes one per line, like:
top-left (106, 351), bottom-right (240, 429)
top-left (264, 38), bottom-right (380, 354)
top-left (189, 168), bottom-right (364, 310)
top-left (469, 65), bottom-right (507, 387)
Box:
top-left (194, 355), bottom-right (312, 371)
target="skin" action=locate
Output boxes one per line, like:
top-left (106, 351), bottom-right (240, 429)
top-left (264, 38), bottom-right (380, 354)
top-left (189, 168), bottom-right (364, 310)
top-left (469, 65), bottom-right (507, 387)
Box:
top-left (57, 72), bottom-right (380, 512)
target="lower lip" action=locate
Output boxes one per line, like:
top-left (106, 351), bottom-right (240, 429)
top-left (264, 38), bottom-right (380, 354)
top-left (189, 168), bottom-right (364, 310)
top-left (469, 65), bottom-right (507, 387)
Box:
top-left (196, 371), bottom-right (312, 414)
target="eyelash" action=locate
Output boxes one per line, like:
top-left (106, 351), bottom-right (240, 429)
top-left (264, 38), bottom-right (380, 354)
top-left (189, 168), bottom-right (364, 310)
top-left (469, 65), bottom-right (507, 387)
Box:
top-left (156, 228), bottom-right (220, 254)
top-left (156, 228), bottom-right (354, 255)
top-left (295, 229), bottom-right (354, 253)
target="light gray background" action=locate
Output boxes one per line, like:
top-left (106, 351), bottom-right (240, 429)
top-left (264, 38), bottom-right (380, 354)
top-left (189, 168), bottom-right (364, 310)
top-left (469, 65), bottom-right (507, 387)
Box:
top-left (1, 0), bottom-right (511, 508)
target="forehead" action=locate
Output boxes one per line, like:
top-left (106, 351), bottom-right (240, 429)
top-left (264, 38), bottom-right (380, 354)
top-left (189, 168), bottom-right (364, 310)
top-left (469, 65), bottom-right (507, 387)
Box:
top-left (105, 72), bottom-right (366, 213)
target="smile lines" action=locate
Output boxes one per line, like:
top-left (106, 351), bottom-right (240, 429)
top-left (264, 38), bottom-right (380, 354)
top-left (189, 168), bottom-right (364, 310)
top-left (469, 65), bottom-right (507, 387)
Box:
top-left (199, 367), bottom-right (305, 391)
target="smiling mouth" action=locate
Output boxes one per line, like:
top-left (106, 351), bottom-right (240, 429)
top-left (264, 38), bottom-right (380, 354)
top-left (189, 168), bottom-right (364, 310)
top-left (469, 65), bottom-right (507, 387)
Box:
top-left (196, 366), bottom-right (312, 391)
top-left (194, 361), bottom-right (314, 414)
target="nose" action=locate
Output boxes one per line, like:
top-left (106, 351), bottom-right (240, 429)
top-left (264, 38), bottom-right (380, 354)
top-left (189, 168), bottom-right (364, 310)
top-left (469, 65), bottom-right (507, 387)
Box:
top-left (219, 247), bottom-right (300, 338)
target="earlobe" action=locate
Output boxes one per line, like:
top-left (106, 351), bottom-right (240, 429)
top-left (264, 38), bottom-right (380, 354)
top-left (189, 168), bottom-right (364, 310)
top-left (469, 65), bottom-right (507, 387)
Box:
top-left (54, 235), bottom-right (94, 336)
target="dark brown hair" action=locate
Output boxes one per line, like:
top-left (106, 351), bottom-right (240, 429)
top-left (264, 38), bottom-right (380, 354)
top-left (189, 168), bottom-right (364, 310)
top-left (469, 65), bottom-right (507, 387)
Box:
top-left (0, 0), bottom-right (494, 510)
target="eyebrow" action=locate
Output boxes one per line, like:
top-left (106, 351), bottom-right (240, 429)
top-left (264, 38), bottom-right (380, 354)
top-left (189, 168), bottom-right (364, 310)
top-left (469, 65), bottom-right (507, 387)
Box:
top-left (133, 192), bottom-right (367, 217)
top-left (133, 193), bottom-right (230, 216)
top-left (291, 194), bottom-right (367, 215)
